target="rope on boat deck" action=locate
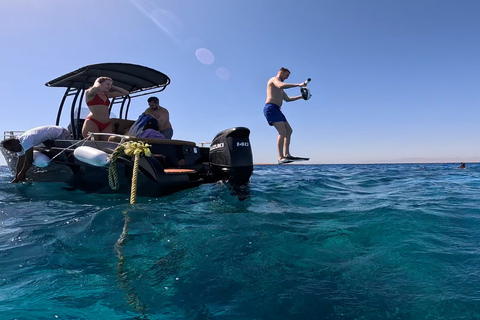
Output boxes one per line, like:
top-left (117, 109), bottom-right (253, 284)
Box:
top-left (108, 141), bottom-right (151, 204)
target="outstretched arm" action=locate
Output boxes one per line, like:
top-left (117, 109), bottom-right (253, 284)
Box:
top-left (12, 149), bottom-right (33, 183)
top-left (273, 78), bottom-right (308, 90)
top-left (283, 91), bottom-right (303, 102)
top-left (12, 154), bottom-right (25, 183)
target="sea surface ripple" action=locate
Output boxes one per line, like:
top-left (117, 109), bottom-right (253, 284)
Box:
top-left (1, 163), bottom-right (480, 319)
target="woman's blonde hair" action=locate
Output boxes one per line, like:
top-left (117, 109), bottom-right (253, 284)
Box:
top-left (88, 76), bottom-right (113, 90)
top-left (96, 76), bottom-right (112, 84)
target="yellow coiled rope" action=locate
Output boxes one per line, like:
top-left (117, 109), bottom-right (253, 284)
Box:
top-left (108, 141), bottom-right (152, 204)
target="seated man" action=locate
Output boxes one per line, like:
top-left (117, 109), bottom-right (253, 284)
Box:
top-left (1, 125), bottom-right (71, 183)
top-left (144, 96), bottom-right (173, 139)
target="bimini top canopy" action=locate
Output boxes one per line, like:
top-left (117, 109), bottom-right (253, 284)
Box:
top-left (46, 63), bottom-right (171, 138)
top-left (45, 62), bottom-right (170, 94)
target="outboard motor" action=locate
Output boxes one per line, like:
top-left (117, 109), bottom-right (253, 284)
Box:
top-left (209, 127), bottom-right (253, 185)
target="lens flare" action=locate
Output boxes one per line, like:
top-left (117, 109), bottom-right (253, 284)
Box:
top-left (150, 9), bottom-right (183, 36)
top-left (195, 48), bottom-right (215, 65)
top-left (216, 67), bottom-right (230, 80)
top-left (128, 0), bottom-right (183, 45)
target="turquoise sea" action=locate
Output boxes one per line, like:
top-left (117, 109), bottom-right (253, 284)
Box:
top-left (1, 163), bottom-right (480, 320)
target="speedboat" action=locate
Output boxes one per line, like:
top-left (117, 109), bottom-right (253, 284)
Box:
top-left (1, 63), bottom-right (253, 197)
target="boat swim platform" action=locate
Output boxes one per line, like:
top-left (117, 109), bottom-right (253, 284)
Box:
top-left (163, 168), bottom-right (196, 174)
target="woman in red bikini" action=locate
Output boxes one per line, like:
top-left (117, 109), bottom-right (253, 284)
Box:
top-left (82, 76), bottom-right (129, 140)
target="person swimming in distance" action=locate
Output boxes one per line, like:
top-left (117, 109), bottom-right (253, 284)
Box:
top-left (458, 162), bottom-right (466, 169)
top-left (82, 77), bottom-right (129, 140)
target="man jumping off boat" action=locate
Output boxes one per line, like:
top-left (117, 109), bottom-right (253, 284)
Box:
top-left (264, 67), bottom-right (309, 164)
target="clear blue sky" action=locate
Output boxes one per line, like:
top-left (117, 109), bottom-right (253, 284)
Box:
top-left (1, 0), bottom-right (479, 165)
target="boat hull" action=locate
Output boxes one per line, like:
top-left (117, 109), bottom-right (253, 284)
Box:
top-left (1, 130), bottom-right (253, 197)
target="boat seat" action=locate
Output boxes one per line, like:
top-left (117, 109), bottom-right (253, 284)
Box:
top-left (67, 118), bottom-right (85, 139)
top-left (110, 118), bottom-right (135, 135)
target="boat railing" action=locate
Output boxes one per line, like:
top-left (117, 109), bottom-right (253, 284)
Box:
top-left (86, 132), bottom-right (131, 143)
top-left (3, 131), bottom-right (25, 140)
top-left (87, 133), bottom-right (205, 149)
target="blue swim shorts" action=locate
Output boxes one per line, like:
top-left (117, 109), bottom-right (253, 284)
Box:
top-left (161, 128), bottom-right (174, 139)
top-left (263, 103), bottom-right (287, 126)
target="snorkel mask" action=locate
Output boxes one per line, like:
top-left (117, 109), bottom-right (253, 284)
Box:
top-left (301, 87), bottom-right (311, 100)
top-left (300, 78), bottom-right (312, 100)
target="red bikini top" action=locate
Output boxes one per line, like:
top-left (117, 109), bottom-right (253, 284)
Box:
top-left (86, 93), bottom-right (110, 107)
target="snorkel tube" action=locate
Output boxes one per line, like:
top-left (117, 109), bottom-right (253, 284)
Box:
top-left (300, 78), bottom-right (312, 100)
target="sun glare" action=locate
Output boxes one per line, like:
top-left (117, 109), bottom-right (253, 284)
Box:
top-left (195, 48), bottom-right (215, 65)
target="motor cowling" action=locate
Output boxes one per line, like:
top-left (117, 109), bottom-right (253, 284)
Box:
top-left (209, 127), bottom-right (253, 184)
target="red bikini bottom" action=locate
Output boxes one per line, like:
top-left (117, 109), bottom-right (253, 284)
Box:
top-left (86, 116), bottom-right (111, 131)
